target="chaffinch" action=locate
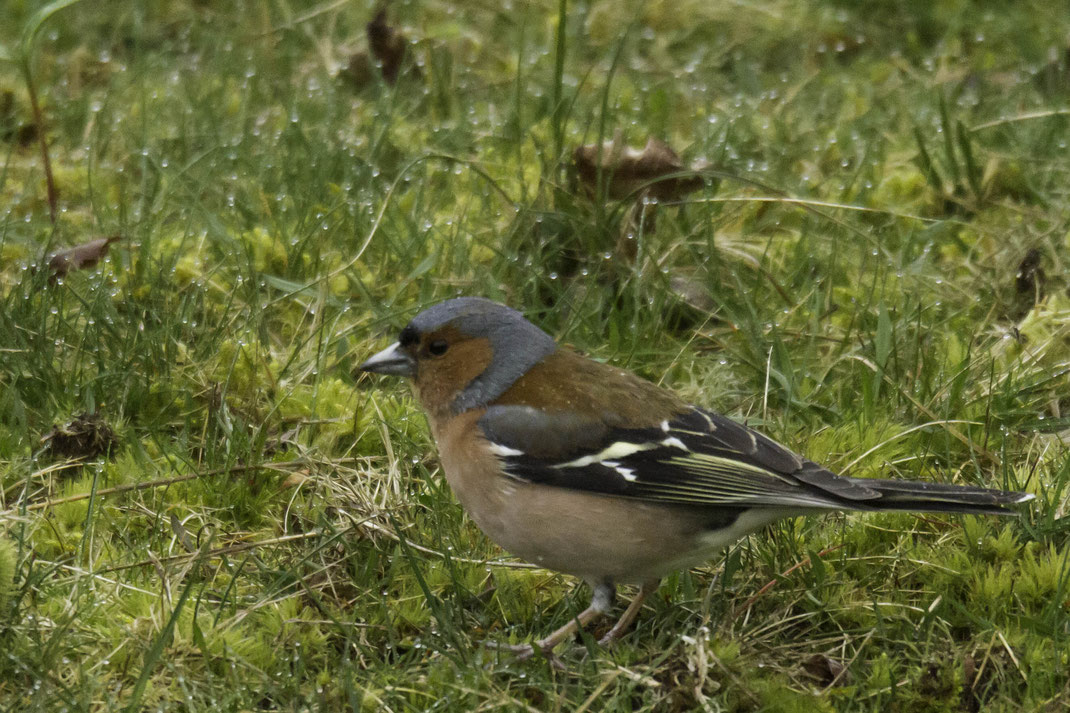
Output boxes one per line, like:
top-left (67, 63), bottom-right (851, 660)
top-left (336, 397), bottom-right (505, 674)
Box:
top-left (359, 297), bottom-right (1033, 661)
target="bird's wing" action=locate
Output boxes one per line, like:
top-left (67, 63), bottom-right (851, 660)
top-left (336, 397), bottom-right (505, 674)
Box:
top-left (476, 404), bottom-right (881, 510)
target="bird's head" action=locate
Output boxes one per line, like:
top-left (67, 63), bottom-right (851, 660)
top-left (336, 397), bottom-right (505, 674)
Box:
top-left (358, 297), bottom-right (557, 415)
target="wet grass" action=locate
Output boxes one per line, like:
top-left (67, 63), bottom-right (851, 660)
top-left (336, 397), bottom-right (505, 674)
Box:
top-left (1, 0), bottom-right (1069, 710)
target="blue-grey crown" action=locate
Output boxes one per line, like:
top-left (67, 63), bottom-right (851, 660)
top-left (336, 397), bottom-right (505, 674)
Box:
top-left (406, 297), bottom-right (557, 411)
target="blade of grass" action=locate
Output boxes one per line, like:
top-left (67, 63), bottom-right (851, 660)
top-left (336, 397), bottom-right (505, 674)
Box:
top-left (956, 119), bottom-right (983, 201)
top-left (550, 0), bottom-right (568, 167)
top-left (123, 535), bottom-right (212, 713)
top-left (386, 513), bottom-right (468, 666)
top-left (912, 125), bottom-right (945, 193)
top-left (937, 94), bottom-right (961, 187)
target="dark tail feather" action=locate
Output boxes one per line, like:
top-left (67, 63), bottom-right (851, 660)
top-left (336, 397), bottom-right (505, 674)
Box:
top-left (846, 477), bottom-right (1034, 516)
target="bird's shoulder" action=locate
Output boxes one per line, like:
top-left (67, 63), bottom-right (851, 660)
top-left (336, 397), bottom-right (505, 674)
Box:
top-left (492, 347), bottom-right (686, 431)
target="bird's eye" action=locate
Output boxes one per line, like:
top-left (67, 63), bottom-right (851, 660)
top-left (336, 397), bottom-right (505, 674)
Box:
top-left (428, 339), bottom-right (449, 356)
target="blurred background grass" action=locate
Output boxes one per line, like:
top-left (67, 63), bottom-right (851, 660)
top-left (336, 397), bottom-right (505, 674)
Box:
top-left (1, 0), bottom-right (1068, 710)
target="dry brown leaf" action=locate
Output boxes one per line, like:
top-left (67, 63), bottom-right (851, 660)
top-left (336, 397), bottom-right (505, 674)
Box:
top-left (1015, 247), bottom-right (1044, 302)
top-left (801, 654), bottom-right (849, 687)
top-left (366, 9), bottom-right (417, 85)
top-left (48, 234), bottom-right (121, 277)
top-left (170, 512), bottom-right (196, 553)
top-left (1, 90), bottom-right (40, 147)
top-left (281, 470), bottom-right (311, 489)
top-left (669, 273), bottom-right (717, 314)
top-left (1, 90), bottom-right (39, 147)
top-left (573, 135), bottom-right (707, 201)
top-left (1008, 247), bottom-right (1046, 321)
top-left (41, 412), bottom-right (119, 461)
top-left (264, 426), bottom-right (303, 458)
top-left (341, 50), bottom-right (375, 90)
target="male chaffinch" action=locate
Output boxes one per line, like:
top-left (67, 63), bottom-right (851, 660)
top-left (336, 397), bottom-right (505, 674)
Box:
top-left (359, 297), bottom-right (1033, 660)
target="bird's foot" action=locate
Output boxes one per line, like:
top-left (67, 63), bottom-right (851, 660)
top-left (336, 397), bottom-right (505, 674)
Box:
top-left (597, 580), bottom-right (658, 647)
top-left (484, 639), bottom-right (566, 670)
top-left (483, 580), bottom-right (618, 670)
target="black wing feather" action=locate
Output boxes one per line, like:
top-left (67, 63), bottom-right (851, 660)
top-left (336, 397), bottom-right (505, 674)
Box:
top-left (477, 405), bottom-right (1030, 514)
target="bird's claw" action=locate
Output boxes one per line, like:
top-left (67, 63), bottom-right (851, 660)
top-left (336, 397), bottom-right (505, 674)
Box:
top-left (484, 640), bottom-right (566, 670)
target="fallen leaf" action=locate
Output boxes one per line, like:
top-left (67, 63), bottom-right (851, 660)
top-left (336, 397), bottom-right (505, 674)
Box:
top-left (1008, 247), bottom-right (1046, 321)
top-left (170, 513), bottom-right (196, 553)
top-left (341, 49), bottom-right (375, 90)
top-left (48, 234), bottom-right (122, 277)
top-left (41, 412), bottom-right (119, 461)
top-left (281, 470), bottom-right (311, 489)
top-left (801, 654), bottom-right (848, 687)
top-left (572, 134), bottom-right (707, 201)
top-left (961, 654), bottom-right (980, 712)
top-left (264, 426), bottom-right (303, 457)
top-left (1033, 44), bottom-right (1070, 94)
top-left (366, 9), bottom-right (417, 85)
top-left (1, 90), bottom-right (39, 147)
top-left (1015, 247), bottom-right (1044, 302)
top-left (670, 273), bottom-right (717, 315)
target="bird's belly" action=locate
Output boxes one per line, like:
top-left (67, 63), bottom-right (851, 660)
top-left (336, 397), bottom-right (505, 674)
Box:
top-left (446, 467), bottom-right (769, 582)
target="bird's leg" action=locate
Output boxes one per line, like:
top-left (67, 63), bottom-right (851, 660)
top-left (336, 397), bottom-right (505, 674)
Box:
top-left (597, 580), bottom-right (657, 646)
top-left (487, 580), bottom-right (615, 664)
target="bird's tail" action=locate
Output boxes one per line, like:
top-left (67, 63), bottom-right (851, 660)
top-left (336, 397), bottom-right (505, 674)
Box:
top-left (845, 477), bottom-right (1033, 516)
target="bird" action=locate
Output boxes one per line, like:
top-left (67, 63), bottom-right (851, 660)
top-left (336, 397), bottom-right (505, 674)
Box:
top-left (358, 297), bottom-right (1033, 662)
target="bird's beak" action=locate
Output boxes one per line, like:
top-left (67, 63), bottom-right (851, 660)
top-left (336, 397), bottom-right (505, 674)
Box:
top-left (357, 342), bottom-right (415, 377)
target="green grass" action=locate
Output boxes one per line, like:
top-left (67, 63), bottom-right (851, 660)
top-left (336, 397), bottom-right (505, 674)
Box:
top-left (1, 0), bottom-right (1069, 710)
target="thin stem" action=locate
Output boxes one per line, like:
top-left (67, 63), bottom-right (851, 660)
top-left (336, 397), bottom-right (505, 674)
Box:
top-left (550, 0), bottom-right (568, 168)
top-left (22, 59), bottom-right (58, 225)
